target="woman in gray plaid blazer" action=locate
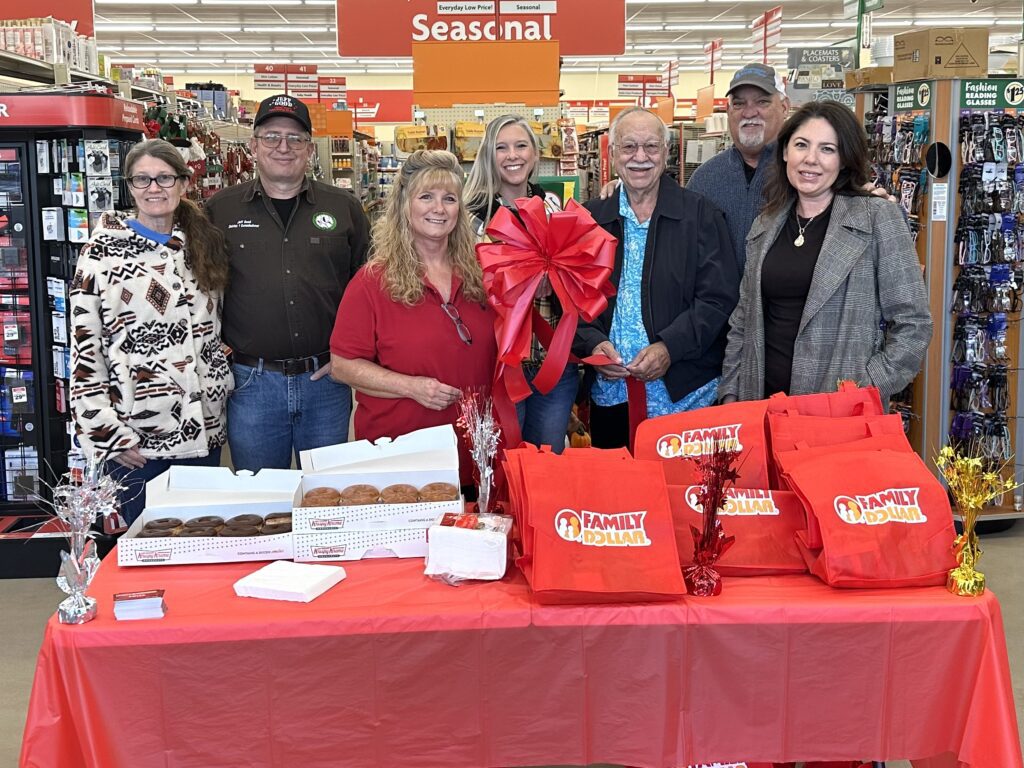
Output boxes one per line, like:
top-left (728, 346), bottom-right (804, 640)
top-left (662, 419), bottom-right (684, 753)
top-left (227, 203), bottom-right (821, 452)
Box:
top-left (719, 100), bottom-right (931, 405)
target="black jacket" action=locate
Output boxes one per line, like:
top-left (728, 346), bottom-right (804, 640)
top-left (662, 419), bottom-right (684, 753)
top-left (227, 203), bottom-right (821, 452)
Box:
top-left (573, 174), bottom-right (739, 402)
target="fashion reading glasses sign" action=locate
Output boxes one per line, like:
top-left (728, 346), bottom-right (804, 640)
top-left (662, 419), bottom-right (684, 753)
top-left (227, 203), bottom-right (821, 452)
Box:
top-left (337, 0), bottom-right (626, 56)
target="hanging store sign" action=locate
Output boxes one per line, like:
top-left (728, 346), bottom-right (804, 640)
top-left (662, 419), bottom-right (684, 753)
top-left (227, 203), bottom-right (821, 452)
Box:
top-left (0, 95), bottom-right (144, 130)
top-left (348, 90), bottom-right (415, 124)
top-left (785, 46), bottom-right (856, 107)
top-left (337, 0), bottom-right (625, 56)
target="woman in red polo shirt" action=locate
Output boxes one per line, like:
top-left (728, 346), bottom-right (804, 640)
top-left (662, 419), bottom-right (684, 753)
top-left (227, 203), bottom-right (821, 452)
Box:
top-left (330, 150), bottom-right (497, 484)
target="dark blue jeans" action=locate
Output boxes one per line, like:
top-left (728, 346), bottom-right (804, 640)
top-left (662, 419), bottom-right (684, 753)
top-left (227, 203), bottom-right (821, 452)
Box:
top-left (108, 447), bottom-right (223, 526)
top-left (227, 363), bottom-right (351, 471)
top-left (515, 363), bottom-right (579, 454)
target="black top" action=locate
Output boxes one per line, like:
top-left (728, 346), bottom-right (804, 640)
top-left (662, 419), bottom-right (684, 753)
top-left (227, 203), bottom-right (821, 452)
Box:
top-left (206, 177), bottom-right (370, 360)
top-left (270, 195), bottom-right (297, 226)
top-left (762, 200), bottom-right (834, 397)
top-left (743, 160), bottom-right (757, 184)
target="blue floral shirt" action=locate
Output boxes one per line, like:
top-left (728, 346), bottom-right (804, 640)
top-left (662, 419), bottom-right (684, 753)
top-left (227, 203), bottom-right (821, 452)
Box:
top-left (591, 185), bottom-right (719, 417)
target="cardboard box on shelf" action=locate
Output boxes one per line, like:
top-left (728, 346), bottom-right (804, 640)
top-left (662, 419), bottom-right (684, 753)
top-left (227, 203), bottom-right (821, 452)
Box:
top-left (293, 425), bottom-right (463, 561)
top-left (117, 466), bottom-right (302, 567)
top-left (893, 28), bottom-right (988, 82)
top-left (845, 66), bottom-right (894, 90)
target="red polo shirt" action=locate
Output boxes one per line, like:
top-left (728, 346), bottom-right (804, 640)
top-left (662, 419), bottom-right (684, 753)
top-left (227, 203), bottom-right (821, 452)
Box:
top-left (330, 266), bottom-right (497, 484)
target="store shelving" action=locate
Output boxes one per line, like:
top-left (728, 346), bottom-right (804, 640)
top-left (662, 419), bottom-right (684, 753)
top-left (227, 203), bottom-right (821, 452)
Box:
top-left (0, 49), bottom-right (110, 88)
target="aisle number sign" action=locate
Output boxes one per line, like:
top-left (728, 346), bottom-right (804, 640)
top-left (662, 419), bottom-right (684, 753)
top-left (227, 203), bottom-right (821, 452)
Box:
top-left (337, 0), bottom-right (625, 56)
top-left (960, 79), bottom-right (1024, 110)
top-left (255, 64), bottom-right (320, 100)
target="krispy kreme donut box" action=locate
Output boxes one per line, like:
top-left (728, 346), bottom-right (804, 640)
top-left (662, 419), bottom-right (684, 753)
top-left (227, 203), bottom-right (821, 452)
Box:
top-left (292, 425), bottom-right (463, 562)
top-left (118, 466), bottom-right (303, 567)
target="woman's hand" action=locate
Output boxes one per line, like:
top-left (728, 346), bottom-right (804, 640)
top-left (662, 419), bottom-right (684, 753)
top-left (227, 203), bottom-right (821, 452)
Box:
top-left (411, 377), bottom-right (462, 411)
top-left (113, 446), bottom-right (147, 469)
top-left (592, 341), bottom-right (630, 379)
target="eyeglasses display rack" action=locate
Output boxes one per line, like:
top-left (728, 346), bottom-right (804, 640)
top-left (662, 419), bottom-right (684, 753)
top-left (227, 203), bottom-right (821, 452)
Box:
top-left (872, 77), bottom-right (1024, 525)
top-left (0, 90), bottom-right (142, 576)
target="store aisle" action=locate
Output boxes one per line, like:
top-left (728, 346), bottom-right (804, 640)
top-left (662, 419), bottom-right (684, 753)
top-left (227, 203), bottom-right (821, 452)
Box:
top-left (4, 524), bottom-right (1023, 767)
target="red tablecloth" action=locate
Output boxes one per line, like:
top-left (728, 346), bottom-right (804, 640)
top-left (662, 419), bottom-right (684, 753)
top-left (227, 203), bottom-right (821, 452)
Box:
top-left (19, 553), bottom-right (1023, 768)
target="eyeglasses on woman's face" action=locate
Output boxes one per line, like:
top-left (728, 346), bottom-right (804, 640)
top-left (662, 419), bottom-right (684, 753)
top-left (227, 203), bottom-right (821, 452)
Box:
top-left (441, 302), bottom-right (473, 345)
top-left (127, 174), bottom-right (188, 189)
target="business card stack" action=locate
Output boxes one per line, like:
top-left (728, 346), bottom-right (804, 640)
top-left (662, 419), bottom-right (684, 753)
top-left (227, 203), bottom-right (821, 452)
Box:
top-left (113, 589), bottom-right (167, 620)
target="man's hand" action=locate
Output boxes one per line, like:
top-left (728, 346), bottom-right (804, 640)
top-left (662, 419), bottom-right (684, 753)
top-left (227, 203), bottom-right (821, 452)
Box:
top-left (719, 394), bottom-right (738, 404)
top-left (113, 446), bottom-right (147, 469)
top-left (310, 362), bottom-right (332, 382)
top-left (864, 182), bottom-right (897, 205)
top-left (626, 341), bottom-right (671, 382)
top-left (592, 341), bottom-right (630, 379)
top-left (598, 179), bottom-right (620, 200)
top-left (411, 377), bottom-right (462, 410)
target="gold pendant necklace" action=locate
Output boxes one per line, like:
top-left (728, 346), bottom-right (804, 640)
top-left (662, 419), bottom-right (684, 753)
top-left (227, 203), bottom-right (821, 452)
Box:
top-left (794, 211), bottom-right (815, 247)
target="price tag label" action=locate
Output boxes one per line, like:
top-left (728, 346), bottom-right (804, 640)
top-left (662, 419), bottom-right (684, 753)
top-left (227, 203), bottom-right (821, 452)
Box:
top-left (12, 386), bottom-right (27, 403)
top-left (4, 323), bottom-right (19, 341)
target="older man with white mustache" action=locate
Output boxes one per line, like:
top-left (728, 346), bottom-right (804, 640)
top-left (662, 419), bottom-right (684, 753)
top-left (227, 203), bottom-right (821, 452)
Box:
top-left (687, 62), bottom-right (790, 271)
top-left (573, 107), bottom-right (739, 448)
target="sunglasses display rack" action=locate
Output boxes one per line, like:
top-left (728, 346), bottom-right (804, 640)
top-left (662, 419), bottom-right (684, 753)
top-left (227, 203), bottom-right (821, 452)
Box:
top-left (949, 93), bottom-right (1024, 516)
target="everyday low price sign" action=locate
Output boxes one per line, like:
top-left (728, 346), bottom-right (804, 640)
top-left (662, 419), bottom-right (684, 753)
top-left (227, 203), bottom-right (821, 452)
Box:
top-left (960, 79), bottom-right (1024, 110)
top-left (337, 0), bottom-right (625, 56)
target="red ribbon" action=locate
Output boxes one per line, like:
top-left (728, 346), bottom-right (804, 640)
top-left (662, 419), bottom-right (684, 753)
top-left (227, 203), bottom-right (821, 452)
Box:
top-left (477, 196), bottom-right (617, 452)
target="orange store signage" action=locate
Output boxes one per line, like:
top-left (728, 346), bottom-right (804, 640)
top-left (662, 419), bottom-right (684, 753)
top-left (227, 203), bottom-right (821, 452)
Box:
top-left (337, 0), bottom-right (625, 56)
top-left (0, 95), bottom-right (144, 130)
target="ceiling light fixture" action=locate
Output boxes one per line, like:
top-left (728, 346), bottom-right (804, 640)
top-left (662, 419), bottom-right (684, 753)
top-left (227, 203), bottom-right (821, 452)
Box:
top-left (272, 45), bottom-right (338, 51)
top-left (242, 25), bottom-right (331, 32)
top-left (663, 23), bottom-right (747, 30)
top-left (94, 23), bottom-right (155, 31)
top-left (159, 25), bottom-right (242, 32)
top-left (199, 45), bottom-right (274, 51)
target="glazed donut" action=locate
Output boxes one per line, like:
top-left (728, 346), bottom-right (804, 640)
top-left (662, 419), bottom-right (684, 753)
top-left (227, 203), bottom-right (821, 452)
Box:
top-left (225, 513), bottom-right (263, 527)
top-left (184, 515), bottom-right (224, 529)
top-left (418, 482), bottom-right (459, 502)
top-left (302, 487), bottom-right (342, 507)
top-left (143, 517), bottom-right (182, 531)
top-left (380, 483), bottom-right (420, 504)
top-left (265, 512), bottom-right (292, 525)
top-left (338, 484), bottom-right (381, 506)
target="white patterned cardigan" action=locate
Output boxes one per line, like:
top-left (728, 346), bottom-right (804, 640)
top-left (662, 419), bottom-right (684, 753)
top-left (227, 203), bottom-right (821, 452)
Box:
top-left (70, 212), bottom-right (231, 460)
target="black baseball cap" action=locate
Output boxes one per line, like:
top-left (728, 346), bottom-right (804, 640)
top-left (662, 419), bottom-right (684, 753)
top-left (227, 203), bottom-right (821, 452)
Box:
top-left (253, 94), bottom-right (313, 133)
top-left (726, 63), bottom-right (786, 98)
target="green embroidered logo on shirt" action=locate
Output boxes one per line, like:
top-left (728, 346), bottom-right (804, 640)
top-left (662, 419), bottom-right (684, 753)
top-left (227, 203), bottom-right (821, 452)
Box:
top-left (313, 213), bottom-right (337, 231)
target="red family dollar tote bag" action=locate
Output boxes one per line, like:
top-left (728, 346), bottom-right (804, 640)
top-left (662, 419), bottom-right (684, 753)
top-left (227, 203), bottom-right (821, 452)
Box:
top-left (634, 400), bottom-right (771, 489)
top-left (668, 486), bottom-right (807, 576)
top-left (784, 449), bottom-right (957, 588)
top-left (511, 450), bottom-right (685, 604)
top-left (773, 433), bottom-right (917, 547)
top-left (764, 382), bottom-right (885, 417)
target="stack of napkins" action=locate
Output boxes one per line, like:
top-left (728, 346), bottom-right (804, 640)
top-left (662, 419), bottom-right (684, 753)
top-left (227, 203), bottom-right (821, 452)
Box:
top-left (424, 512), bottom-right (513, 581)
top-left (233, 560), bottom-right (347, 603)
top-left (113, 589), bottom-right (167, 620)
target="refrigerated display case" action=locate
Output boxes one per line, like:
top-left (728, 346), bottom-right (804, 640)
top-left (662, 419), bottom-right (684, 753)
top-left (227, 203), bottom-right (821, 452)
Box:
top-left (0, 91), bottom-right (142, 576)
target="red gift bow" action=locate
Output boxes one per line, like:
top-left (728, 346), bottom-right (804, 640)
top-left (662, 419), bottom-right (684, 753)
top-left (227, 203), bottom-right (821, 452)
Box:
top-left (477, 196), bottom-right (617, 405)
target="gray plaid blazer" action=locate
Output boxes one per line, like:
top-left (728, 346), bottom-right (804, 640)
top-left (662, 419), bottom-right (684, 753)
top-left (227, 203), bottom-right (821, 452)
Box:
top-left (719, 194), bottom-right (932, 404)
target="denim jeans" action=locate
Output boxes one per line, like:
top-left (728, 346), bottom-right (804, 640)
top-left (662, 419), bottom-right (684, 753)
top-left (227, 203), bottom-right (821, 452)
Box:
top-left (107, 447), bottom-right (222, 526)
top-left (515, 363), bottom-right (579, 454)
top-left (227, 363), bottom-right (351, 471)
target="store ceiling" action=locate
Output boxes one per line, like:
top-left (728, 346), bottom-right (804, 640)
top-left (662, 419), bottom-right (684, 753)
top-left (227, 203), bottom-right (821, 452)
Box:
top-left (94, 0), bottom-right (1024, 75)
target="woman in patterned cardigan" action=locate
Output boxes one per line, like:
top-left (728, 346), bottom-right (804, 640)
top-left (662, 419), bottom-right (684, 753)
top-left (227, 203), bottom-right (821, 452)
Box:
top-left (70, 139), bottom-right (231, 524)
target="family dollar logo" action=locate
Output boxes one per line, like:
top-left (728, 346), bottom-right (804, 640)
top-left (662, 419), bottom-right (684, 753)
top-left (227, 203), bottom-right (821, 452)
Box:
top-left (554, 508), bottom-right (651, 547)
top-left (833, 488), bottom-right (927, 526)
top-left (685, 486), bottom-right (781, 516)
top-left (656, 424), bottom-right (743, 459)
